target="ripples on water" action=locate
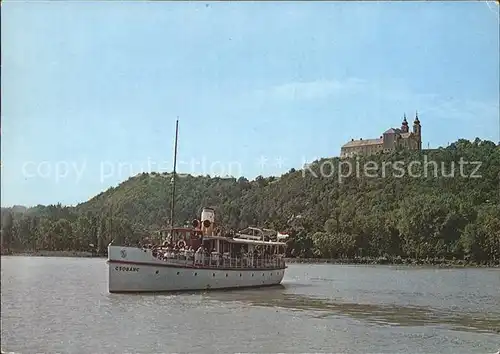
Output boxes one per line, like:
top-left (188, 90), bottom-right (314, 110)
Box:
top-left (1, 257), bottom-right (499, 353)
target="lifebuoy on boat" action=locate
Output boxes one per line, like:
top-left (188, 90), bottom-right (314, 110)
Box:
top-left (192, 219), bottom-right (200, 228)
top-left (203, 219), bottom-right (211, 228)
top-left (177, 240), bottom-right (186, 249)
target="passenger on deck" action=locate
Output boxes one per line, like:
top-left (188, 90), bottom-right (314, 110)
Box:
top-left (195, 246), bottom-right (204, 264)
top-left (245, 252), bottom-right (253, 267)
top-left (163, 245), bottom-right (171, 259)
top-left (178, 245), bottom-right (185, 260)
top-left (185, 246), bottom-right (194, 260)
top-left (209, 248), bottom-right (216, 265)
top-left (171, 245), bottom-right (178, 259)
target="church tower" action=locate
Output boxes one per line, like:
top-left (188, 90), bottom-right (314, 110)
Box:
top-left (401, 114), bottom-right (409, 133)
top-left (413, 111), bottom-right (422, 150)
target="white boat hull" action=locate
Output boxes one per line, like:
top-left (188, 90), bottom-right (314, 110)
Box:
top-left (107, 246), bottom-right (286, 292)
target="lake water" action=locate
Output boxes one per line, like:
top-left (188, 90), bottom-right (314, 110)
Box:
top-left (1, 256), bottom-right (499, 354)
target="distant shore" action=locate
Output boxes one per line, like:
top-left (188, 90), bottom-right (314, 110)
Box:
top-left (2, 252), bottom-right (498, 267)
top-left (2, 250), bottom-right (104, 258)
top-left (284, 257), bottom-right (500, 268)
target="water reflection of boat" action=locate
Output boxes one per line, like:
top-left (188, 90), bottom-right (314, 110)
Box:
top-left (205, 286), bottom-right (500, 334)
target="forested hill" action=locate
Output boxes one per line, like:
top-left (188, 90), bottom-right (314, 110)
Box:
top-left (2, 138), bottom-right (499, 263)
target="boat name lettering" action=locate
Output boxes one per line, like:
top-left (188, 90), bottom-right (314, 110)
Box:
top-left (115, 266), bottom-right (140, 272)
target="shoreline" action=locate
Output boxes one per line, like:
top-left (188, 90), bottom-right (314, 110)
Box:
top-left (284, 257), bottom-right (500, 268)
top-left (1, 250), bottom-right (105, 258)
top-left (2, 251), bottom-right (498, 267)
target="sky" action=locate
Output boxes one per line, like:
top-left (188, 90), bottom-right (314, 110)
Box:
top-left (1, 1), bottom-right (499, 207)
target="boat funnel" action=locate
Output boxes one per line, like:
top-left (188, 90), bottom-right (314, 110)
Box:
top-left (201, 207), bottom-right (215, 236)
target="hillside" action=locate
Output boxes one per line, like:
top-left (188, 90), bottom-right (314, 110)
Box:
top-left (2, 138), bottom-right (499, 263)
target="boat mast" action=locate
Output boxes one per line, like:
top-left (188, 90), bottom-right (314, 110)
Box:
top-left (170, 118), bottom-right (179, 229)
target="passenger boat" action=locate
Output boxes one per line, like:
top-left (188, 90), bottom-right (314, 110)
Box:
top-left (106, 119), bottom-right (288, 292)
top-left (107, 208), bottom-right (288, 292)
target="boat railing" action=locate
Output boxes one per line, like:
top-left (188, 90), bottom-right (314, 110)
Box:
top-left (152, 250), bottom-right (285, 269)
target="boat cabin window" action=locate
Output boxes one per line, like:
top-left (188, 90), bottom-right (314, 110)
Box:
top-left (171, 230), bottom-right (182, 240)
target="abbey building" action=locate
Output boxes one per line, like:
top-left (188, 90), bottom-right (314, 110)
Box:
top-left (340, 112), bottom-right (422, 158)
